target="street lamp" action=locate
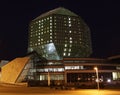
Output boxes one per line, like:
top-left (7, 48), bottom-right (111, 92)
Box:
top-left (94, 67), bottom-right (99, 90)
top-left (48, 69), bottom-right (50, 86)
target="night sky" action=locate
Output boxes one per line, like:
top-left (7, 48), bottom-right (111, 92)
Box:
top-left (0, 0), bottom-right (120, 60)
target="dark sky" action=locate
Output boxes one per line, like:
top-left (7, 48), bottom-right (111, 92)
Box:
top-left (0, 0), bottom-right (120, 60)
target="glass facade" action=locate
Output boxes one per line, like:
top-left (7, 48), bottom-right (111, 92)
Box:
top-left (28, 7), bottom-right (92, 60)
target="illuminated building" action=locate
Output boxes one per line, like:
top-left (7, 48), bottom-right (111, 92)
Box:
top-left (0, 8), bottom-right (120, 88)
top-left (1, 55), bottom-right (120, 87)
top-left (28, 7), bottom-right (92, 60)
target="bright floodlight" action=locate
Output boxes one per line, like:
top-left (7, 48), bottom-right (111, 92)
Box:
top-left (94, 67), bottom-right (98, 70)
top-left (107, 79), bottom-right (111, 83)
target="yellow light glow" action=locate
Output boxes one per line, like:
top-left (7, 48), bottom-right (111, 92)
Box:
top-left (94, 67), bottom-right (98, 70)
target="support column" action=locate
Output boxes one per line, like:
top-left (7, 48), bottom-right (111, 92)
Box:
top-left (64, 72), bottom-right (67, 85)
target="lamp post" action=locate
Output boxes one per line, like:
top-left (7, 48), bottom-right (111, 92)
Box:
top-left (94, 67), bottom-right (99, 90)
top-left (48, 70), bottom-right (50, 86)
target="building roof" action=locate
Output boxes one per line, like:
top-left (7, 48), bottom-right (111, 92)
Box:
top-left (63, 57), bottom-right (105, 61)
top-left (1, 57), bottom-right (30, 83)
top-left (108, 55), bottom-right (120, 60)
top-left (33, 7), bottom-right (78, 21)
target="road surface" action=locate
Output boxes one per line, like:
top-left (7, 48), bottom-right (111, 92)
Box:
top-left (0, 86), bottom-right (120, 95)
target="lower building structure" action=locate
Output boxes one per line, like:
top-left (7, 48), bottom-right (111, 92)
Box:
top-left (0, 53), bottom-right (120, 87)
top-left (27, 56), bottom-right (120, 86)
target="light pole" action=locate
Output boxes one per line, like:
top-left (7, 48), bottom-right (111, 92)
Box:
top-left (48, 70), bottom-right (50, 86)
top-left (94, 67), bottom-right (99, 90)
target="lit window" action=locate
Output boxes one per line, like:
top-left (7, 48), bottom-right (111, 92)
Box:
top-left (65, 44), bottom-right (67, 47)
top-left (69, 21), bottom-right (71, 23)
top-left (69, 31), bottom-right (72, 33)
top-left (50, 26), bottom-right (52, 28)
top-left (70, 37), bottom-right (72, 40)
top-left (80, 66), bottom-right (84, 69)
top-left (70, 41), bottom-right (72, 43)
top-left (48, 62), bottom-right (53, 65)
top-left (69, 24), bottom-right (71, 27)
top-left (68, 18), bottom-right (71, 20)
top-left (64, 48), bottom-right (67, 51)
top-left (69, 49), bottom-right (71, 52)
top-left (50, 33), bottom-right (52, 35)
top-left (58, 68), bottom-right (64, 72)
top-left (50, 23), bottom-right (52, 25)
top-left (63, 53), bottom-right (66, 56)
top-left (68, 53), bottom-right (70, 56)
